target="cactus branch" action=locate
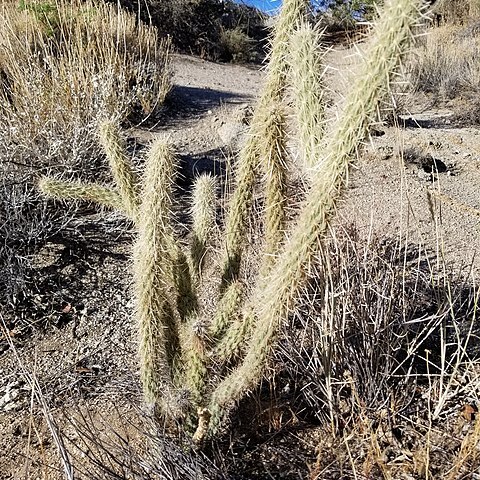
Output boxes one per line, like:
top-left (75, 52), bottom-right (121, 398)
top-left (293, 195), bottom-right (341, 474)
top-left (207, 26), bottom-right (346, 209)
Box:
top-left (220, 0), bottom-right (310, 288)
top-left (260, 104), bottom-right (288, 270)
top-left (98, 120), bottom-right (139, 219)
top-left (39, 177), bottom-right (127, 215)
top-left (207, 0), bottom-right (425, 436)
top-left (290, 22), bottom-right (326, 169)
top-left (134, 139), bottom-right (183, 417)
top-left (190, 174), bottom-right (217, 277)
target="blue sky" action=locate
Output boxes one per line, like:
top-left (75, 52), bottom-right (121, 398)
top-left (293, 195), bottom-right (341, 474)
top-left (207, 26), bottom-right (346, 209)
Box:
top-left (235, 0), bottom-right (282, 13)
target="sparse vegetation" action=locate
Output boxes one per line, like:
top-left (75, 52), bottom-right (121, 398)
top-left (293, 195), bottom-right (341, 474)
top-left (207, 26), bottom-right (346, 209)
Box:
top-left (3, 0), bottom-right (480, 478)
top-left (315, 0), bottom-right (383, 31)
top-left (114, 0), bottom-right (268, 61)
top-left (218, 26), bottom-right (256, 62)
top-left (0, 0), bottom-right (171, 311)
top-left (409, 24), bottom-right (480, 98)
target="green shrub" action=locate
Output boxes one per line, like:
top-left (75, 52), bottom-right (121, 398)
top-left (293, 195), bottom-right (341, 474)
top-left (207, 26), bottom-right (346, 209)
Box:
top-left (113, 0), bottom-right (268, 60)
top-left (218, 26), bottom-right (255, 62)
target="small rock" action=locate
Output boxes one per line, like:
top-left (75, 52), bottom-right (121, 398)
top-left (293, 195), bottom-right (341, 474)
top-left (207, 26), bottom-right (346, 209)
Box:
top-left (417, 170), bottom-right (432, 182)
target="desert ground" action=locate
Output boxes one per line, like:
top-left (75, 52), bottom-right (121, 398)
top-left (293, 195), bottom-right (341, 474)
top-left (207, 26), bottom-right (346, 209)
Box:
top-left (2, 23), bottom-right (480, 479)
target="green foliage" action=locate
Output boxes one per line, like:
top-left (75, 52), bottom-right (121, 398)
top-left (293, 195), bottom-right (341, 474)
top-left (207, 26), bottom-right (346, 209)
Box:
top-left (18, 0), bottom-right (59, 36)
top-left (218, 26), bottom-right (255, 63)
top-left (114, 0), bottom-right (267, 61)
top-left (317, 0), bottom-right (384, 29)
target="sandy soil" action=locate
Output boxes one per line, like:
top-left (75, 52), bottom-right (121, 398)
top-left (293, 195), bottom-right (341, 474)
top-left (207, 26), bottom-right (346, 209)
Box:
top-left (1, 42), bottom-right (480, 479)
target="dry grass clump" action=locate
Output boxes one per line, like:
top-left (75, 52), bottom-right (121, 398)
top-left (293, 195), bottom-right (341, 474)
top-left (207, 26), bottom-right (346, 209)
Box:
top-left (276, 226), bottom-right (480, 479)
top-left (0, 0), bottom-right (170, 315)
top-left (409, 23), bottom-right (480, 99)
top-left (59, 404), bottom-right (227, 480)
top-left (0, 0), bottom-right (171, 175)
top-left (434, 0), bottom-right (480, 24)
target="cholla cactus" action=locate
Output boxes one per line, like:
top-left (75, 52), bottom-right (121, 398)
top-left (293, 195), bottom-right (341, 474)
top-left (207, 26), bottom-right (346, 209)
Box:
top-left (39, 0), bottom-right (426, 443)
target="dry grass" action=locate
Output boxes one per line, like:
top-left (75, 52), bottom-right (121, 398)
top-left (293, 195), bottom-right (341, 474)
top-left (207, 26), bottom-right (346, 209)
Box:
top-left (0, 0), bottom-right (171, 310)
top-left (409, 23), bottom-right (480, 99)
top-left (434, 0), bottom-right (480, 25)
top-left (276, 225), bottom-right (480, 479)
top-left (0, 0), bottom-right (171, 174)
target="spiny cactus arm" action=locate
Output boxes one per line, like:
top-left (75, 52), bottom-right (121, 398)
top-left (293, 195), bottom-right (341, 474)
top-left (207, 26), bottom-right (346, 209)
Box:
top-left (209, 281), bottom-right (244, 340)
top-left (181, 316), bottom-right (209, 408)
top-left (260, 104), bottom-right (288, 271)
top-left (98, 120), bottom-right (139, 219)
top-left (290, 22), bottom-right (326, 169)
top-left (38, 177), bottom-right (127, 215)
top-left (172, 247), bottom-right (198, 321)
top-left (207, 0), bottom-right (426, 436)
top-left (190, 174), bottom-right (217, 278)
top-left (219, 0), bottom-right (310, 289)
top-left (134, 139), bottom-right (184, 418)
top-left (264, 0), bottom-right (311, 98)
top-left (216, 107), bottom-right (288, 360)
top-left (144, 140), bottom-right (197, 322)
top-left (214, 306), bottom-right (253, 363)
top-left (220, 136), bottom-right (258, 286)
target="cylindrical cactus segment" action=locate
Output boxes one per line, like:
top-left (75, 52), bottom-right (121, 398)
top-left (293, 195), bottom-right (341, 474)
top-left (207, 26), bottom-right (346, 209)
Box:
top-left (172, 247), bottom-right (198, 321)
top-left (182, 316), bottom-right (208, 407)
top-left (98, 120), bottom-right (139, 219)
top-left (220, 0), bottom-right (310, 289)
top-left (215, 306), bottom-right (254, 364)
top-left (290, 22), bottom-right (326, 169)
top-left (260, 104), bottom-right (288, 270)
top-left (38, 177), bottom-right (126, 214)
top-left (221, 136), bottom-right (258, 287)
top-left (207, 0), bottom-right (425, 435)
top-left (210, 281), bottom-right (243, 340)
top-left (265, 0), bottom-right (311, 98)
top-left (134, 138), bottom-right (182, 416)
top-left (190, 174), bottom-right (217, 277)
top-left (144, 140), bottom-right (197, 322)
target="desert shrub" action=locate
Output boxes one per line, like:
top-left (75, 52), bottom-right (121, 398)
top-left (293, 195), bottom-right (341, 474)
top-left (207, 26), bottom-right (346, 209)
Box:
top-left (0, 181), bottom-right (63, 308)
top-left (0, 0), bottom-right (171, 310)
top-left (113, 0), bottom-right (268, 60)
top-left (409, 24), bottom-right (480, 98)
top-left (276, 227), bottom-right (480, 478)
top-left (0, 0), bottom-right (171, 174)
top-left (218, 26), bottom-right (255, 62)
top-left (433, 0), bottom-right (480, 25)
top-left (315, 0), bottom-right (383, 31)
top-left (278, 227), bottom-right (478, 420)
